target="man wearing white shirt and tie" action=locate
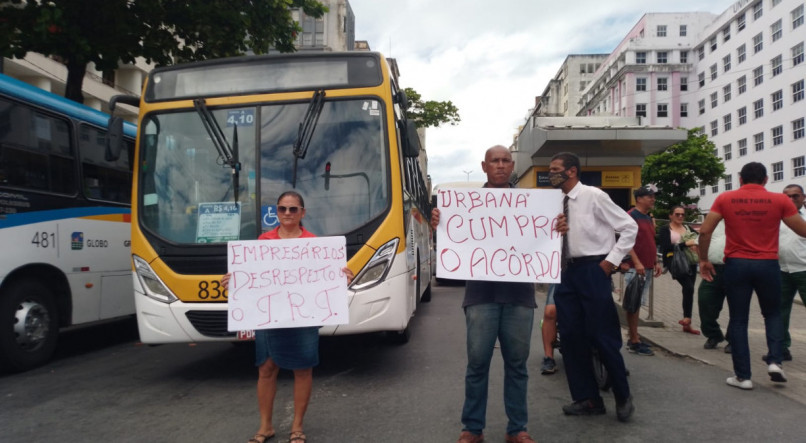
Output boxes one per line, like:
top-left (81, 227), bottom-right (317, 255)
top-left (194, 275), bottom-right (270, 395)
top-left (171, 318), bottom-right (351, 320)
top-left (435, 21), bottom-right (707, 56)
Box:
top-left (774, 184), bottom-right (806, 362)
top-left (548, 152), bottom-right (638, 422)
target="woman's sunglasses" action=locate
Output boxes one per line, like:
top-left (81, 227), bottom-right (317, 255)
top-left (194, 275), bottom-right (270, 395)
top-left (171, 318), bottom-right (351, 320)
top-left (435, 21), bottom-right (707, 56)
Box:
top-left (277, 206), bottom-right (302, 214)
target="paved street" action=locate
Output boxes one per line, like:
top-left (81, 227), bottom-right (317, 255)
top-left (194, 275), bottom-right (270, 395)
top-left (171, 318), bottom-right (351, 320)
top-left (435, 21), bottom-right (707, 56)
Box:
top-left (606, 271), bottom-right (806, 404)
top-left (2, 280), bottom-right (806, 442)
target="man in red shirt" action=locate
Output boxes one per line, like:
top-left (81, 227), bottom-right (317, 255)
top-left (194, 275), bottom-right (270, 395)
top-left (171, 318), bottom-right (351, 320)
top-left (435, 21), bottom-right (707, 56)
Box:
top-left (698, 162), bottom-right (806, 390)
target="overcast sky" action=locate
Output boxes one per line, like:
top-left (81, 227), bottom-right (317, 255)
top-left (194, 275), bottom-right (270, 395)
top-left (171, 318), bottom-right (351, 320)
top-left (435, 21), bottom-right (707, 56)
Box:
top-left (347, 0), bottom-right (738, 187)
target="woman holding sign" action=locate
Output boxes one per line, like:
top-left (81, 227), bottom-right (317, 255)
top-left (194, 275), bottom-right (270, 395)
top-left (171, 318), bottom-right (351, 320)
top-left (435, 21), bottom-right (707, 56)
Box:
top-left (222, 191), bottom-right (353, 443)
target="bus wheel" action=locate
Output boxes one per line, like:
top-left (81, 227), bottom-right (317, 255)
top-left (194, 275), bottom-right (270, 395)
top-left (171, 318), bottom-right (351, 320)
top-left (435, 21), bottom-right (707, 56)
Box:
top-left (386, 325), bottom-right (411, 345)
top-left (0, 281), bottom-right (59, 373)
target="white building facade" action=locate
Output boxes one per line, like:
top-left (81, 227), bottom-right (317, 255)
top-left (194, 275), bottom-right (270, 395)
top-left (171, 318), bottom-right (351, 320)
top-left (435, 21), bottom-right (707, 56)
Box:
top-left (692, 0), bottom-right (806, 210)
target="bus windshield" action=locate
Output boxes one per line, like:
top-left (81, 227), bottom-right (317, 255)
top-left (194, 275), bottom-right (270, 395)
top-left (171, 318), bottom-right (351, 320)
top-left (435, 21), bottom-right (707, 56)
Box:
top-left (139, 98), bottom-right (389, 244)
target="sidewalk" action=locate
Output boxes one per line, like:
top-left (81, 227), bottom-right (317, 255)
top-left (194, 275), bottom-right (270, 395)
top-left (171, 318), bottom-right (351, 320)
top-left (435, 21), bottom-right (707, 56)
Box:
top-left (612, 272), bottom-right (806, 404)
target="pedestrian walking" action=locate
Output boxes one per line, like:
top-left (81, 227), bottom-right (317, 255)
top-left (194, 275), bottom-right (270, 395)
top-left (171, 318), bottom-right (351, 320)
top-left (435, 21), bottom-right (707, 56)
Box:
top-left (773, 184), bottom-right (806, 362)
top-left (659, 205), bottom-right (701, 334)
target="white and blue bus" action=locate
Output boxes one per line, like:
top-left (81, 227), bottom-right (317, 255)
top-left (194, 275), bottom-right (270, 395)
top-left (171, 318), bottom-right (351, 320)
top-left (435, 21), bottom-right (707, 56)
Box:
top-left (0, 73), bottom-right (136, 372)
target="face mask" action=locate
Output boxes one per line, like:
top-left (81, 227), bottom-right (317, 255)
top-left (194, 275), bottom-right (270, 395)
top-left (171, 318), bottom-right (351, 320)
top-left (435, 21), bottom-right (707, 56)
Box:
top-left (548, 170), bottom-right (569, 188)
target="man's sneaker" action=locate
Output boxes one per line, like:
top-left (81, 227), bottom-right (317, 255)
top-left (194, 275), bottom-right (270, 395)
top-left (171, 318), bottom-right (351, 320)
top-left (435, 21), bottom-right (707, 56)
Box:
top-left (615, 396), bottom-right (634, 422)
top-left (562, 398), bottom-right (606, 416)
top-left (762, 349), bottom-right (793, 362)
top-left (628, 341), bottom-right (654, 356)
top-left (726, 376), bottom-right (753, 390)
top-left (768, 363), bottom-right (788, 383)
top-left (724, 343), bottom-right (732, 354)
top-left (703, 337), bottom-right (723, 349)
top-left (541, 356), bottom-right (557, 375)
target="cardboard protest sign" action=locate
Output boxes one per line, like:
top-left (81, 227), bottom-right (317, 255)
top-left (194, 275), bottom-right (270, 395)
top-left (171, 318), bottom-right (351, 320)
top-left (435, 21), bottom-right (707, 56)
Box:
top-left (435, 187), bottom-right (563, 283)
top-left (227, 236), bottom-right (350, 331)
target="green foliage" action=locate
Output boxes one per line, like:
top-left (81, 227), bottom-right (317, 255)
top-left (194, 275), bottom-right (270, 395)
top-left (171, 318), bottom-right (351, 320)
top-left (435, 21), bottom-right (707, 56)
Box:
top-left (0, 0), bottom-right (326, 103)
top-left (641, 128), bottom-right (725, 220)
top-left (404, 87), bottom-right (461, 129)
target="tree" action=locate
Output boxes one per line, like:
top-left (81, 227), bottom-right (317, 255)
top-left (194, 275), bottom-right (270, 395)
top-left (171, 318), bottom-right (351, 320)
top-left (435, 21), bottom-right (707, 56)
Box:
top-left (641, 128), bottom-right (725, 220)
top-left (404, 87), bottom-right (461, 128)
top-left (0, 0), bottom-right (326, 103)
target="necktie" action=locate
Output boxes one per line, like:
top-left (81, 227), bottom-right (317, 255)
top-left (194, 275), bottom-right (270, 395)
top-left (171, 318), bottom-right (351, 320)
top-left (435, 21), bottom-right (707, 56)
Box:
top-left (561, 195), bottom-right (570, 271)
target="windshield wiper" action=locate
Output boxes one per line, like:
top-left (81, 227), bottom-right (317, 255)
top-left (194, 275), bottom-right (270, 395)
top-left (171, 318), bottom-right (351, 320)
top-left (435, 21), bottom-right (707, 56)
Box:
top-left (292, 89), bottom-right (326, 188)
top-left (194, 98), bottom-right (241, 202)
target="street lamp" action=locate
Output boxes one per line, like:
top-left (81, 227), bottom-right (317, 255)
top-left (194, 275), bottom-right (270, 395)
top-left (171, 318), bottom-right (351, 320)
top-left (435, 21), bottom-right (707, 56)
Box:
top-left (462, 170), bottom-right (472, 182)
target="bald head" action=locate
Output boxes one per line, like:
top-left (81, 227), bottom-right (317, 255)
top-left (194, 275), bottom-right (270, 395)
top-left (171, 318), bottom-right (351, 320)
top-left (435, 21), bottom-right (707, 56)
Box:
top-left (481, 145), bottom-right (514, 188)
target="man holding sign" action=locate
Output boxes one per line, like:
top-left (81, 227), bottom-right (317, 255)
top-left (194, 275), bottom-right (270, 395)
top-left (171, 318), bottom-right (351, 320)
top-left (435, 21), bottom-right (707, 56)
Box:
top-left (432, 145), bottom-right (566, 443)
top-left (548, 152), bottom-right (637, 423)
top-left (222, 191), bottom-right (353, 443)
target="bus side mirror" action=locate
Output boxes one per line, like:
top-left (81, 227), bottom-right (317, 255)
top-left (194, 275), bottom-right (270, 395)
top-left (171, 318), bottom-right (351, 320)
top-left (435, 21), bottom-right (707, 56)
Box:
top-left (403, 121), bottom-right (421, 158)
top-left (106, 116), bottom-right (124, 161)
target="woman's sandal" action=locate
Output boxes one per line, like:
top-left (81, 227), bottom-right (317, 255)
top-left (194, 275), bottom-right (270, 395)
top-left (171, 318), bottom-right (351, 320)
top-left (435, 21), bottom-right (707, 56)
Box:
top-left (289, 431), bottom-right (307, 442)
top-left (248, 433), bottom-right (275, 443)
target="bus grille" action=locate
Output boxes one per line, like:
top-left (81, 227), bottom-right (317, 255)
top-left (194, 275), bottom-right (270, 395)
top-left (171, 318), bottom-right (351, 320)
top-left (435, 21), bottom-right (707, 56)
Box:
top-left (185, 311), bottom-right (236, 338)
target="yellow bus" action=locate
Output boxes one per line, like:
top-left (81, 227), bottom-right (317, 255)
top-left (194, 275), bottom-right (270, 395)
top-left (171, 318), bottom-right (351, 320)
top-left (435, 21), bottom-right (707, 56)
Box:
top-left (108, 52), bottom-right (433, 344)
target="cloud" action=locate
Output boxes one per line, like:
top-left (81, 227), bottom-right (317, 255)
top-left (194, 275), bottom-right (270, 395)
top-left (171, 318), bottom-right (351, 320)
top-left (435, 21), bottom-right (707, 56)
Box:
top-left (348, 0), bottom-right (736, 186)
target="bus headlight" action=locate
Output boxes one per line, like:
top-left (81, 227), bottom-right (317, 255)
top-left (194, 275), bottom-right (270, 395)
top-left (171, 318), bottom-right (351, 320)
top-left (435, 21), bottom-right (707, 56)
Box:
top-left (133, 255), bottom-right (178, 304)
top-left (351, 238), bottom-right (399, 290)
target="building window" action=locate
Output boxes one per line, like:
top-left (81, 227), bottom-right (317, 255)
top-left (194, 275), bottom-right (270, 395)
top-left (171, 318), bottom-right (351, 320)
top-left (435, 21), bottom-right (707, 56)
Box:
top-left (657, 25), bottom-right (667, 37)
top-left (724, 114), bottom-right (732, 132)
top-left (681, 77), bottom-right (688, 91)
top-left (755, 132), bottom-right (765, 151)
top-left (773, 126), bottom-right (784, 146)
top-left (773, 0), bottom-right (782, 7)
top-left (738, 13), bottom-right (746, 31)
top-left (697, 46), bottom-right (705, 60)
top-left (710, 120), bottom-right (719, 136)
top-left (657, 51), bottom-right (668, 63)
top-left (681, 103), bottom-right (688, 117)
top-left (680, 25), bottom-right (687, 36)
top-left (700, 183), bottom-right (707, 196)
top-left (712, 183), bottom-right (719, 194)
top-left (753, 66), bottom-right (764, 86)
top-left (699, 72), bottom-right (706, 87)
top-left (657, 104), bottom-right (668, 117)
top-left (636, 77), bottom-right (647, 91)
top-left (739, 138), bottom-right (748, 156)
top-left (795, 118), bottom-right (806, 140)
top-left (658, 77), bottom-right (668, 91)
top-left (636, 52), bottom-right (646, 63)
top-left (724, 175), bottom-right (733, 191)
top-left (710, 92), bottom-right (718, 108)
top-left (794, 5), bottom-right (805, 29)
top-left (738, 106), bottom-right (747, 125)
top-left (794, 80), bottom-right (805, 102)
top-left (753, 1), bottom-right (763, 20)
top-left (738, 44), bottom-right (746, 63)
top-left (579, 80), bottom-right (587, 91)
top-left (723, 84), bottom-right (732, 102)
top-left (698, 99), bottom-right (706, 115)
top-left (738, 75), bottom-right (747, 94)
top-left (710, 64), bottom-right (718, 80)
top-left (794, 156), bottom-right (806, 177)
top-left (772, 90), bottom-right (783, 110)
top-left (723, 26), bottom-right (731, 42)
top-left (710, 37), bottom-right (717, 52)
top-left (753, 99), bottom-right (764, 118)
top-left (772, 55), bottom-right (783, 76)
top-left (724, 144), bottom-right (732, 161)
top-left (753, 33), bottom-right (763, 53)
top-left (723, 54), bottom-right (732, 72)
top-left (680, 51), bottom-right (688, 63)
top-left (636, 104), bottom-right (647, 117)
top-left (773, 161), bottom-right (784, 181)
top-left (772, 19), bottom-right (783, 42)
top-left (792, 42), bottom-right (804, 66)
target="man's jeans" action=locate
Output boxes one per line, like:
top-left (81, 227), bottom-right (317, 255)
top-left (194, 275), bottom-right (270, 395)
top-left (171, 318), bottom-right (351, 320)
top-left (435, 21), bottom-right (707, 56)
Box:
top-left (781, 270), bottom-right (806, 349)
top-left (724, 258), bottom-right (783, 379)
top-left (463, 303), bottom-right (534, 435)
top-left (698, 264), bottom-right (728, 341)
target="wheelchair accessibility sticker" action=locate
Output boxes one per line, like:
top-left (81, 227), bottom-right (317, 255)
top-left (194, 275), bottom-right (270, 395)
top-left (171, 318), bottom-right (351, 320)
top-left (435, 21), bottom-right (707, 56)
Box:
top-left (262, 205), bottom-right (280, 229)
